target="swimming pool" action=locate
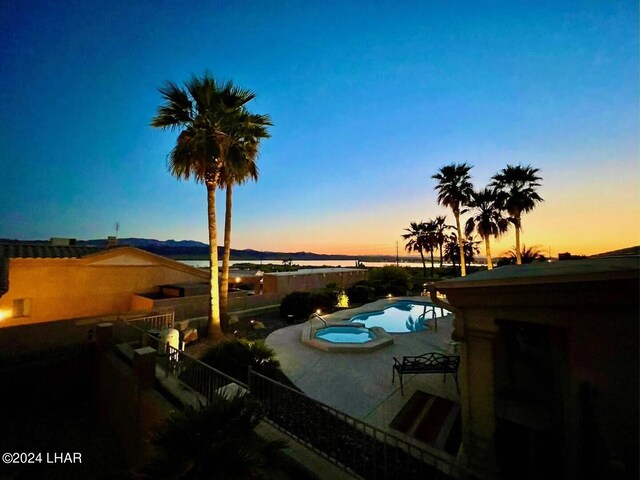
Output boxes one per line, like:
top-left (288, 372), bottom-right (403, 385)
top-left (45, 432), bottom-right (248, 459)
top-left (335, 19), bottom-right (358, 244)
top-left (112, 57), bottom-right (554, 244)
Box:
top-left (349, 301), bottom-right (450, 333)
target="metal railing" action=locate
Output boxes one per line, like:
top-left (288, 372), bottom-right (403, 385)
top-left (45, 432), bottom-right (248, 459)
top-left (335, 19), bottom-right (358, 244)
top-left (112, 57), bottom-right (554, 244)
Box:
top-left (308, 312), bottom-right (328, 339)
top-left (248, 369), bottom-right (462, 480)
top-left (157, 344), bottom-right (247, 402)
top-left (116, 320), bottom-right (244, 403)
top-left (126, 311), bottom-right (175, 330)
top-left (113, 320), bottom-right (463, 480)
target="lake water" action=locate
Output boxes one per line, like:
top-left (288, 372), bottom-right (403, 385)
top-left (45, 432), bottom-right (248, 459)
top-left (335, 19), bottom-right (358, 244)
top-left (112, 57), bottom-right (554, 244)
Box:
top-left (180, 259), bottom-right (481, 269)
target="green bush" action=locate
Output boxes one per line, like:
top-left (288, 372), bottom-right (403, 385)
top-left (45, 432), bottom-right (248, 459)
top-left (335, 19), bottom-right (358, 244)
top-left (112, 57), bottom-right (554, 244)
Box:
top-left (200, 339), bottom-right (280, 384)
top-left (346, 283), bottom-right (375, 304)
top-left (138, 393), bottom-right (287, 480)
top-left (279, 291), bottom-right (313, 321)
top-left (279, 290), bottom-right (339, 320)
top-left (311, 290), bottom-right (338, 312)
top-left (369, 266), bottom-right (412, 296)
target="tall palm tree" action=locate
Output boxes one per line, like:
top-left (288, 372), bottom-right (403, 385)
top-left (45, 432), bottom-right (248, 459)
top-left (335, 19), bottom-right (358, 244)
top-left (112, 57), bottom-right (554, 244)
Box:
top-left (444, 233), bottom-right (481, 274)
top-left (464, 188), bottom-right (509, 270)
top-left (423, 219), bottom-right (438, 276)
top-left (433, 215), bottom-right (451, 267)
top-left (490, 164), bottom-right (543, 265)
top-left (219, 111), bottom-right (271, 329)
top-left (443, 232), bottom-right (460, 276)
top-left (402, 221), bottom-right (429, 278)
top-left (462, 235), bottom-right (481, 268)
top-left (151, 74), bottom-right (258, 338)
top-left (432, 163), bottom-right (474, 276)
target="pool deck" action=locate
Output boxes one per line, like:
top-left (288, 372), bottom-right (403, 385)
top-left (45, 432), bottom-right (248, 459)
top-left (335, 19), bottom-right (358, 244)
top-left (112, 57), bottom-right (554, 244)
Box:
top-left (265, 296), bottom-right (460, 450)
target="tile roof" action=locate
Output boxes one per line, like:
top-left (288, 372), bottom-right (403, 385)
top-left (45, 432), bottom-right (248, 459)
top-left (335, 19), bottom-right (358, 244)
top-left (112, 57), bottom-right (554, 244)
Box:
top-left (0, 243), bottom-right (105, 259)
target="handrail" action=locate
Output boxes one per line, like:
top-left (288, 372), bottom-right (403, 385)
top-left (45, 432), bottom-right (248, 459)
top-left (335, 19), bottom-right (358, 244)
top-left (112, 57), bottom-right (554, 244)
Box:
top-left (248, 368), bottom-right (463, 479)
top-left (126, 311), bottom-right (175, 330)
top-left (113, 319), bottom-right (464, 479)
top-left (308, 312), bottom-right (328, 339)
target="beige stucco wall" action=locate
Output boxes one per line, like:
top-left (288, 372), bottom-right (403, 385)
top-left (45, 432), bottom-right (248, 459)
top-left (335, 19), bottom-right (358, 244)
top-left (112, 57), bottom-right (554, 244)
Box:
top-left (0, 254), bottom-right (208, 327)
top-left (439, 278), bottom-right (639, 480)
top-left (263, 269), bottom-right (368, 295)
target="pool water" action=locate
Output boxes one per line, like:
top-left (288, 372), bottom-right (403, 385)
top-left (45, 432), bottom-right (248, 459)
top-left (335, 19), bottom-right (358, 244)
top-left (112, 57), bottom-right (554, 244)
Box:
top-left (349, 301), bottom-right (450, 333)
top-left (315, 326), bottom-right (375, 343)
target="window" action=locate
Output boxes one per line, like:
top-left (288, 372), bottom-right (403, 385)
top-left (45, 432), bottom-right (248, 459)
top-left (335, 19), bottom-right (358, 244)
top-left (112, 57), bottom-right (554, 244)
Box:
top-left (13, 298), bottom-right (31, 317)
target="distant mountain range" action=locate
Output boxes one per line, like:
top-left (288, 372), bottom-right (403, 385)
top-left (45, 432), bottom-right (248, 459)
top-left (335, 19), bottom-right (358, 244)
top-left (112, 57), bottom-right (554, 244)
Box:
top-left (0, 237), bottom-right (404, 263)
top-left (88, 238), bottom-right (400, 262)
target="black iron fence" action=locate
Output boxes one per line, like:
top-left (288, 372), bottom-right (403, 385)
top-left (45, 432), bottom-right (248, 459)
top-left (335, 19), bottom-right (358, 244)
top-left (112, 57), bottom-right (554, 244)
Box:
top-left (115, 318), bottom-right (462, 479)
top-left (157, 344), bottom-right (247, 402)
top-left (248, 368), bottom-right (461, 480)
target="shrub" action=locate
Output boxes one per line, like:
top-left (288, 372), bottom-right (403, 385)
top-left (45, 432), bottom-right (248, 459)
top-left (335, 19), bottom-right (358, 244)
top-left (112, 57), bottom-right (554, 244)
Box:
top-left (138, 393), bottom-right (287, 480)
top-left (200, 339), bottom-right (280, 384)
top-left (279, 291), bottom-right (313, 321)
top-left (311, 290), bottom-right (338, 312)
top-left (369, 266), bottom-right (412, 296)
top-left (346, 283), bottom-right (375, 304)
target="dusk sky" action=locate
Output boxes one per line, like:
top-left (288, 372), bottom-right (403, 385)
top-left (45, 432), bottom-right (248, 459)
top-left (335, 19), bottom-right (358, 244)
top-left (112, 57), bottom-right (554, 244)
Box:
top-left (1, 0), bottom-right (638, 256)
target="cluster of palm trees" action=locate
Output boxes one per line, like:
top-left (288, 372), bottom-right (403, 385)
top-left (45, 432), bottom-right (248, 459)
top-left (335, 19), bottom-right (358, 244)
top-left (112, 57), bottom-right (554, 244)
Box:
top-left (401, 217), bottom-right (449, 277)
top-left (151, 73), bottom-right (271, 337)
top-left (406, 163), bottom-right (543, 277)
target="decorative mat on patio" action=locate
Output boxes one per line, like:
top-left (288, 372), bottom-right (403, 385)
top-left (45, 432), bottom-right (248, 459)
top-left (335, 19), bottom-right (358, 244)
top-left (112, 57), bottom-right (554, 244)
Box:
top-left (390, 390), bottom-right (461, 456)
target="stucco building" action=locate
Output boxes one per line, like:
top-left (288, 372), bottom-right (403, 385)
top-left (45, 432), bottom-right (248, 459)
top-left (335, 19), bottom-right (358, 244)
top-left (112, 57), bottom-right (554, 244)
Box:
top-left (434, 255), bottom-right (639, 479)
top-left (0, 243), bottom-right (208, 327)
top-left (262, 267), bottom-right (368, 296)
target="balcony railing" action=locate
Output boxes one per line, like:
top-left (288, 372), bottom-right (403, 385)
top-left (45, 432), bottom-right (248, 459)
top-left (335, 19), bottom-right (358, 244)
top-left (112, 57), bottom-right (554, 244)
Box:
top-left (114, 320), bottom-right (463, 479)
top-left (248, 368), bottom-right (461, 480)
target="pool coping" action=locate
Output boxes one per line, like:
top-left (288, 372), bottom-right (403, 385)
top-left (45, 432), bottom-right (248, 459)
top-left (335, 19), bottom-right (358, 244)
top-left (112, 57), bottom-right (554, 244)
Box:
top-left (299, 295), bottom-right (447, 353)
top-left (301, 323), bottom-right (394, 353)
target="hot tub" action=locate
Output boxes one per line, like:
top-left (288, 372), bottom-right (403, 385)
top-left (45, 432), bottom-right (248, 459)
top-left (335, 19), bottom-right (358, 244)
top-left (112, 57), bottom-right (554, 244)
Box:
top-left (315, 326), bottom-right (375, 344)
top-left (301, 323), bottom-right (393, 352)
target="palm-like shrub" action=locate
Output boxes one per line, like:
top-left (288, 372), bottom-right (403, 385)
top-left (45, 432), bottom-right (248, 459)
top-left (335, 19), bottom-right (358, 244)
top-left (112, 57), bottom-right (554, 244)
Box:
top-left (200, 339), bottom-right (280, 384)
top-left (137, 393), bottom-right (287, 480)
top-left (506, 244), bottom-right (547, 264)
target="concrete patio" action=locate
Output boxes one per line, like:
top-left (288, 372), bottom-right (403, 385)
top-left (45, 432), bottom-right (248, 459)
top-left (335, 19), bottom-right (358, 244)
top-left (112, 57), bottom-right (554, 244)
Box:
top-left (265, 296), bottom-right (460, 451)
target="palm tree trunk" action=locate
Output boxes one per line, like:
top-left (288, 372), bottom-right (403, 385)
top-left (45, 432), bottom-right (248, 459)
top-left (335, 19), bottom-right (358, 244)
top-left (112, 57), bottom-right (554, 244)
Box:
top-left (429, 249), bottom-right (435, 277)
top-left (220, 183), bottom-right (233, 331)
top-left (419, 250), bottom-right (426, 278)
top-left (207, 184), bottom-right (223, 339)
top-left (514, 215), bottom-right (522, 265)
top-left (439, 243), bottom-right (444, 268)
top-left (454, 212), bottom-right (467, 276)
top-left (485, 236), bottom-right (493, 270)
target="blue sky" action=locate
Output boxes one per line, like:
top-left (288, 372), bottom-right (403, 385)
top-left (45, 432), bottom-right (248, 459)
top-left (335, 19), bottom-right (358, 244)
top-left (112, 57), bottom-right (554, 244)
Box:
top-left (1, 0), bottom-right (637, 255)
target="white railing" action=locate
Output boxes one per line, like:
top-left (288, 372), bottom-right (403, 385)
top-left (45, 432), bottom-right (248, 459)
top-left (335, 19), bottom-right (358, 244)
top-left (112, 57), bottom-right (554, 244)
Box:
top-left (126, 311), bottom-right (175, 331)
